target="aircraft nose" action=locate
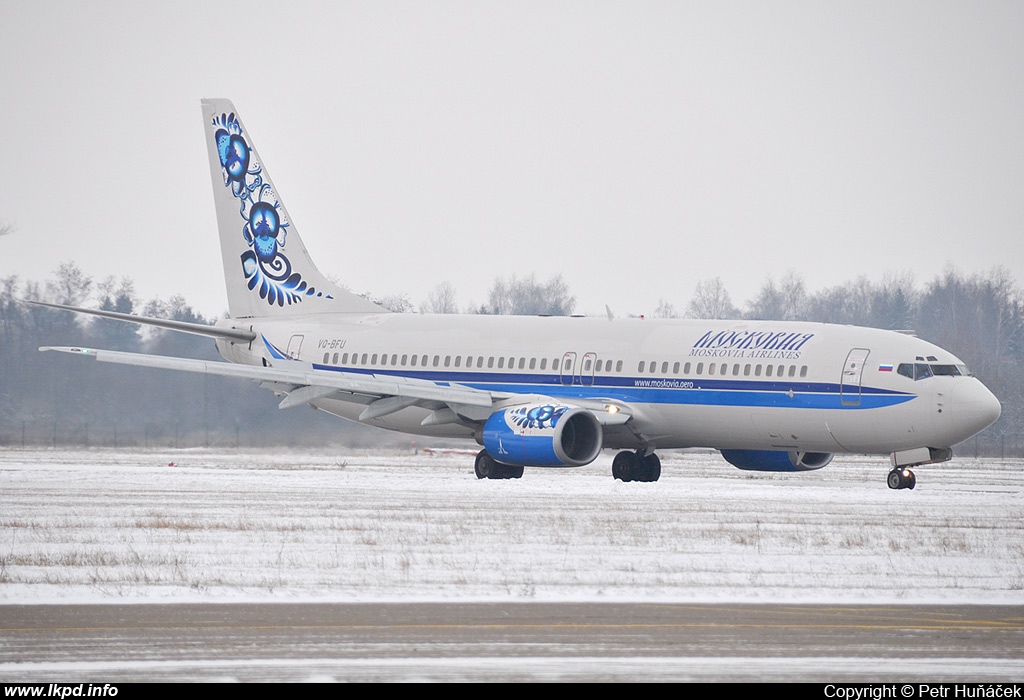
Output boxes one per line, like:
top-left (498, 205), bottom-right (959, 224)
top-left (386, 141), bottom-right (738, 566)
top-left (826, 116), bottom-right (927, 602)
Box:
top-left (952, 379), bottom-right (1002, 436)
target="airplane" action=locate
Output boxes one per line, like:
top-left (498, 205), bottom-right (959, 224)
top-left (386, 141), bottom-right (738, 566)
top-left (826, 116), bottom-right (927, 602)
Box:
top-left (34, 98), bottom-right (1002, 489)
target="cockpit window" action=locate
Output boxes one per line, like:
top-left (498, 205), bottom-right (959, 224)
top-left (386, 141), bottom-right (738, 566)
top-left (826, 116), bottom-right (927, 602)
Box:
top-left (897, 362), bottom-right (971, 380)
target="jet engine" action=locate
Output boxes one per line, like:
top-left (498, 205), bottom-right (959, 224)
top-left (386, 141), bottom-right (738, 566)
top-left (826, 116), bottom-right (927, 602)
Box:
top-left (720, 449), bottom-right (833, 472)
top-left (482, 403), bottom-right (603, 467)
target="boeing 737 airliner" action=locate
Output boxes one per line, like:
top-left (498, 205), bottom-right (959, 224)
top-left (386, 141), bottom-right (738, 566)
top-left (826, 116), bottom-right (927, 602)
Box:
top-left (36, 99), bottom-right (1002, 489)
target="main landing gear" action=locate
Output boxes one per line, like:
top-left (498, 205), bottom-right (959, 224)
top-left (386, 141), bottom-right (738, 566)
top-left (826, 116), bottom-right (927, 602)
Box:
top-left (474, 449), bottom-right (524, 480)
top-left (612, 450), bottom-right (661, 483)
top-left (887, 467), bottom-right (916, 490)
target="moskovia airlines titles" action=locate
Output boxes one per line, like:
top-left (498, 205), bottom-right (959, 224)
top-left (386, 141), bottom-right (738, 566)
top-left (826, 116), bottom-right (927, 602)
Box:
top-left (35, 99), bottom-right (1001, 489)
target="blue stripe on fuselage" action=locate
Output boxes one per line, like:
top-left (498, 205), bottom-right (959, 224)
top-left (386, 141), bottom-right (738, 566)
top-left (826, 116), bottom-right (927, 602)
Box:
top-left (306, 362), bottom-right (915, 411)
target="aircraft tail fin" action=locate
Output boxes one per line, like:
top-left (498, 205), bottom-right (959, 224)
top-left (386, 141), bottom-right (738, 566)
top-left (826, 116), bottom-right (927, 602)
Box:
top-left (200, 98), bottom-right (385, 318)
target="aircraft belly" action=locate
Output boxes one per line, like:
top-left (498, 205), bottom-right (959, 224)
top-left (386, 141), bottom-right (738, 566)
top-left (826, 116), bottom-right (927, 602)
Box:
top-left (627, 404), bottom-right (830, 451)
top-left (822, 400), bottom-right (930, 453)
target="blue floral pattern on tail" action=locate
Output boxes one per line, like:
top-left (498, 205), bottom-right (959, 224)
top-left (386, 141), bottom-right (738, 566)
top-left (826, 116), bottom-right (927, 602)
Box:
top-left (212, 111), bottom-right (332, 307)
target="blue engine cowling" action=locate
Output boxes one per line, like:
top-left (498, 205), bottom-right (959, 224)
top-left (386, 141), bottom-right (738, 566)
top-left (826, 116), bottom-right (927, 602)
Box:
top-left (482, 403), bottom-right (603, 467)
top-left (720, 449), bottom-right (833, 472)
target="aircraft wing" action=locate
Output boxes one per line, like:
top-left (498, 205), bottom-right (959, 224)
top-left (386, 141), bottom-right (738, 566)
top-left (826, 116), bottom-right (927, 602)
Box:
top-left (40, 346), bottom-right (634, 429)
top-left (40, 346), bottom-right (495, 411)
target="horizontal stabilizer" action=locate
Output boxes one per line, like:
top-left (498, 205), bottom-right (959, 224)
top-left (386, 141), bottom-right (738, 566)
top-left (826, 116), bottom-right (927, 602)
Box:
top-left (23, 299), bottom-right (256, 342)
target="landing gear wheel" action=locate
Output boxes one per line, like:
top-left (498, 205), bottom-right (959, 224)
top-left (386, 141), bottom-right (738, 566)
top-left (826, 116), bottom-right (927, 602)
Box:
top-left (475, 450), bottom-right (524, 480)
top-left (887, 469), bottom-right (902, 490)
top-left (612, 451), bottom-right (641, 482)
top-left (887, 468), bottom-right (917, 490)
top-left (641, 453), bottom-right (662, 482)
top-left (475, 450), bottom-right (496, 480)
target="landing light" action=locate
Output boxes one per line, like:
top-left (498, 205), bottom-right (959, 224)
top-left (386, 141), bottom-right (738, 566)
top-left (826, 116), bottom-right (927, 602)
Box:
top-left (605, 404), bottom-right (620, 414)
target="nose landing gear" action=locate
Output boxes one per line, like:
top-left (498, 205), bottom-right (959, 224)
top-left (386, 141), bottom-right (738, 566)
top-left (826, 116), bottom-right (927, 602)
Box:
top-left (887, 467), bottom-right (916, 490)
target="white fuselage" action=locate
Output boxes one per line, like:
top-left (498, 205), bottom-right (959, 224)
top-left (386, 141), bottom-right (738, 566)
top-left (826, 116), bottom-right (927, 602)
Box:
top-left (216, 313), bottom-right (999, 456)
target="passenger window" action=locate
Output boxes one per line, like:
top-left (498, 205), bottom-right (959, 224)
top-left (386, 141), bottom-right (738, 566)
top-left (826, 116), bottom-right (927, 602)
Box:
top-left (401, 354), bottom-right (408, 365)
top-left (341, 353), bottom-right (348, 364)
top-left (371, 353), bottom-right (378, 365)
top-left (498, 357), bottom-right (505, 369)
top-left (661, 362), bottom-right (669, 374)
top-left (553, 359), bottom-right (559, 371)
top-left (323, 353), bottom-right (330, 364)
top-left (744, 364), bottom-right (751, 376)
top-left (477, 357), bottom-right (484, 368)
top-left (765, 365), bottom-right (773, 377)
top-left (709, 363), bottom-right (716, 375)
top-left (595, 359), bottom-right (603, 372)
top-left (432, 355), bottom-right (440, 367)
top-left (638, 361), bottom-right (645, 373)
top-left (788, 365), bottom-right (796, 377)
top-left (444, 356), bottom-right (451, 367)
top-left (673, 362), bottom-right (680, 374)
top-left (540, 358), bottom-right (547, 370)
top-left (360, 353), bottom-right (368, 365)
top-left (488, 357), bottom-right (494, 368)
top-left (454, 356), bottom-right (461, 368)
top-left (392, 354), bottom-right (399, 366)
top-left (518, 358), bottom-right (525, 370)
top-left (754, 364), bottom-right (762, 376)
top-left (411, 355), bottom-right (418, 367)
top-left (777, 364), bottom-right (784, 377)
top-left (733, 364), bottom-right (740, 376)
top-left (583, 358), bottom-right (591, 371)
top-left (530, 358), bottom-right (536, 370)
top-left (696, 362), bottom-right (704, 375)
top-left (616, 360), bottom-right (623, 372)
top-left (800, 365), bottom-right (807, 377)
top-left (683, 362), bottom-right (691, 374)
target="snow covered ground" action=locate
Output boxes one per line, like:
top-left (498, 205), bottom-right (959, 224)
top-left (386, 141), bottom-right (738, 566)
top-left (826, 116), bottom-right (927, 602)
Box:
top-left (2, 447), bottom-right (1022, 603)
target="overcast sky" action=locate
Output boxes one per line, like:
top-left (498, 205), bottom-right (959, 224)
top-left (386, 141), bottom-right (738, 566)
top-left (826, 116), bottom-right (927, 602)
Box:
top-left (1, 1), bottom-right (1022, 317)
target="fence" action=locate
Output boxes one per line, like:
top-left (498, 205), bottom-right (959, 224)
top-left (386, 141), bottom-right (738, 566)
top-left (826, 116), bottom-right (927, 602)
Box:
top-left (0, 417), bottom-right (1019, 458)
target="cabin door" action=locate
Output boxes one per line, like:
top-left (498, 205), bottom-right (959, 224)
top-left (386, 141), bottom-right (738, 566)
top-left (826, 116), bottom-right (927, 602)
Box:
top-left (840, 348), bottom-right (870, 406)
top-left (287, 334), bottom-right (304, 360)
top-left (560, 352), bottom-right (576, 385)
top-left (579, 352), bottom-right (597, 386)
top-left (560, 351), bottom-right (597, 386)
